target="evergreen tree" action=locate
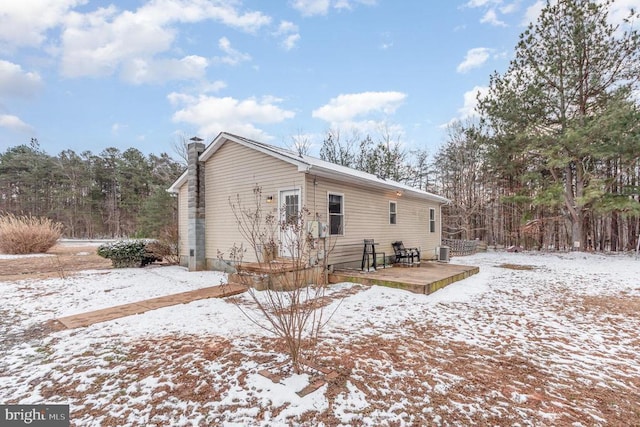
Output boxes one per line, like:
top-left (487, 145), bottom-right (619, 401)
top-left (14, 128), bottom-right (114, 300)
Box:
top-left (479, 0), bottom-right (640, 250)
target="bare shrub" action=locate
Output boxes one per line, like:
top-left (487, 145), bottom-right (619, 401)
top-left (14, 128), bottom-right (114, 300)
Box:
top-left (0, 213), bottom-right (63, 254)
top-left (223, 186), bottom-right (337, 374)
top-left (156, 225), bottom-right (180, 265)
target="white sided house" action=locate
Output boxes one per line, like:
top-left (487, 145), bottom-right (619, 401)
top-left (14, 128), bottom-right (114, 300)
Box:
top-left (168, 132), bottom-right (449, 272)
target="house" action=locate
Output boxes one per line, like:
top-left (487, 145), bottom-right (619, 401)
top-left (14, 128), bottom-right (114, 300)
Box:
top-left (168, 132), bottom-right (449, 272)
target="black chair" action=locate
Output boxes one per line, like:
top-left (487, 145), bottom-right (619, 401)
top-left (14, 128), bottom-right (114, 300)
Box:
top-left (362, 239), bottom-right (385, 271)
top-left (392, 241), bottom-right (420, 266)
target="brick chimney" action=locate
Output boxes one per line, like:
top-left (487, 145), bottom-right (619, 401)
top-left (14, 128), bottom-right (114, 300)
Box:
top-left (187, 137), bottom-right (206, 271)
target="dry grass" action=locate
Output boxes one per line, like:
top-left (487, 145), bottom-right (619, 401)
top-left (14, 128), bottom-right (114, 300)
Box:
top-left (0, 213), bottom-right (63, 254)
top-left (498, 263), bottom-right (536, 270)
top-left (0, 244), bottom-right (112, 281)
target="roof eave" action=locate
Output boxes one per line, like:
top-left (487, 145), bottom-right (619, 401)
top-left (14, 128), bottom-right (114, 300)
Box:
top-left (167, 170), bottom-right (187, 193)
top-left (307, 165), bottom-right (449, 204)
top-left (201, 132), bottom-right (310, 170)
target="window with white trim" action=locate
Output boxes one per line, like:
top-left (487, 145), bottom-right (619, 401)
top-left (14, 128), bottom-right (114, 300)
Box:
top-left (429, 208), bottom-right (436, 233)
top-left (328, 193), bottom-right (344, 235)
top-left (389, 201), bottom-right (397, 225)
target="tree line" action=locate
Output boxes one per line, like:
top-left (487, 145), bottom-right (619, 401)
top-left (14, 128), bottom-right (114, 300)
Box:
top-left (0, 139), bottom-right (183, 239)
top-left (319, 0), bottom-right (640, 252)
top-left (2, 1), bottom-right (638, 252)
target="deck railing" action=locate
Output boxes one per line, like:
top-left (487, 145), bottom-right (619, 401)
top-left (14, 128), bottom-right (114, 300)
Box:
top-left (441, 238), bottom-right (478, 256)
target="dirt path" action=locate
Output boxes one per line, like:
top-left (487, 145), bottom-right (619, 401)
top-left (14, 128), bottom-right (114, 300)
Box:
top-left (0, 244), bottom-right (112, 281)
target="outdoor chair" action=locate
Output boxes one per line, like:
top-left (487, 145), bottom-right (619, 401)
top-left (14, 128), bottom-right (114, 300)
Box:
top-left (362, 239), bottom-right (386, 271)
top-left (391, 241), bottom-right (420, 266)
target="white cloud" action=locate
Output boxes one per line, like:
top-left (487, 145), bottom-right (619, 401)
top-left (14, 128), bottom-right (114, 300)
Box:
top-left (281, 34), bottom-right (301, 50)
top-left (499, 2), bottom-right (519, 14)
top-left (291, 0), bottom-right (376, 16)
top-left (213, 37), bottom-right (251, 66)
top-left (312, 91), bottom-right (406, 138)
top-left (440, 86), bottom-right (489, 129)
top-left (457, 47), bottom-right (492, 73)
top-left (276, 20), bottom-right (299, 34)
top-left (0, 114), bottom-right (33, 133)
top-left (464, 0), bottom-right (498, 7)
top-left (121, 55), bottom-right (208, 84)
top-left (61, 5), bottom-right (177, 78)
top-left (60, 0), bottom-right (270, 79)
top-left (291, 0), bottom-right (331, 16)
top-left (522, 0), bottom-right (545, 26)
top-left (465, 0), bottom-right (495, 7)
top-left (134, 0), bottom-right (271, 32)
top-left (458, 86), bottom-right (489, 119)
top-left (199, 80), bottom-right (227, 94)
top-left (481, 9), bottom-right (507, 26)
top-left (111, 122), bottom-right (127, 134)
top-left (168, 93), bottom-right (295, 141)
top-left (0, 60), bottom-right (43, 97)
top-left (312, 91), bottom-right (406, 123)
top-left (463, 0), bottom-right (517, 26)
top-left (275, 21), bottom-right (300, 50)
top-left (0, 0), bottom-right (84, 50)
top-left (334, 0), bottom-right (377, 11)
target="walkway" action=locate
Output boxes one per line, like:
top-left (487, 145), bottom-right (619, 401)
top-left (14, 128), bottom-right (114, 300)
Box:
top-left (55, 283), bottom-right (247, 329)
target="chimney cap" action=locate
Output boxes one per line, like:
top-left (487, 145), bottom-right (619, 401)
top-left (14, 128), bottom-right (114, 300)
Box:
top-left (190, 136), bottom-right (204, 142)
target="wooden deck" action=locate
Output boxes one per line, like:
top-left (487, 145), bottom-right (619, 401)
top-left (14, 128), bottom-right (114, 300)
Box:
top-left (329, 262), bottom-right (479, 295)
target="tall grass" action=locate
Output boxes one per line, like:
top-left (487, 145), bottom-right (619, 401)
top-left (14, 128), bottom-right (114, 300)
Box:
top-left (0, 213), bottom-right (63, 254)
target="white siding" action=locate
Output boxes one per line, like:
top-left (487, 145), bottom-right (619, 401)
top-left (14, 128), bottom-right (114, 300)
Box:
top-left (305, 174), bottom-right (442, 265)
top-left (204, 141), bottom-right (304, 263)
top-left (192, 136), bottom-right (443, 268)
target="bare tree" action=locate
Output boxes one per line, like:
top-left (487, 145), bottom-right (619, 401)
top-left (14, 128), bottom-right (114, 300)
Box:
top-left (319, 128), bottom-right (359, 167)
top-left (288, 128), bottom-right (313, 156)
top-left (223, 186), bottom-right (338, 374)
top-left (170, 133), bottom-right (190, 166)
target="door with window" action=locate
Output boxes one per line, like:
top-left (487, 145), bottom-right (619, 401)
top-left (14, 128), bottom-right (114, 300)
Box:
top-left (279, 189), bottom-right (300, 257)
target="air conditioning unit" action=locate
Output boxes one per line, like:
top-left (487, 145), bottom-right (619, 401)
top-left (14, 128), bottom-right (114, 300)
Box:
top-left (438, 246), bottom-right (450, 263)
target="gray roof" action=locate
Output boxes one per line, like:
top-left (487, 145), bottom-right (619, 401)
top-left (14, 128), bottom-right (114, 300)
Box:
top-left (168, 132), bottom-right (449, 204)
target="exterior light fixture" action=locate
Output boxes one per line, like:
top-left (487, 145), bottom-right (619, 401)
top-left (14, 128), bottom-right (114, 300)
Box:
top-left (266, 196), bottom-right (274, 203)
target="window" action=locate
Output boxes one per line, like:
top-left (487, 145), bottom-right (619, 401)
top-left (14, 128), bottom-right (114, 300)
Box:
top-left (283, 193), bottom-right (299, 225)
top-left (328, 193), bottom-right (344, 235)
top-left (389, 201), bottom-right (397, 225)
top-left (429, 208), bottom-right (436, 233)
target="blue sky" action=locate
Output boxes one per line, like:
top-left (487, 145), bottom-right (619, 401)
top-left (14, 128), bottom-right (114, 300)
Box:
top-left (0, 0), bottom-right (637, 158)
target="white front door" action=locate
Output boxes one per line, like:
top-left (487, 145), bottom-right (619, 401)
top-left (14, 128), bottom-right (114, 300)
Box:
top-left (279, 189), bottom-right (300, 258)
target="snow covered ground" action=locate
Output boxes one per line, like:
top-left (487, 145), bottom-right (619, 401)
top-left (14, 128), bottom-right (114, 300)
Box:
top-left (1, 251), bottom-right (639, 426)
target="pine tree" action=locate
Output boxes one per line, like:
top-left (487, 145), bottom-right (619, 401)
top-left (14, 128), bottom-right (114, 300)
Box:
top-left (479, 0), bottom-right (640, 250)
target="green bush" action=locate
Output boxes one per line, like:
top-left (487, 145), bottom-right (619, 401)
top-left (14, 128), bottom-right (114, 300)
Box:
top-left (97, 240), bottom-right (160, 268)
top-left (0, 213), bottom-right (63, 254)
